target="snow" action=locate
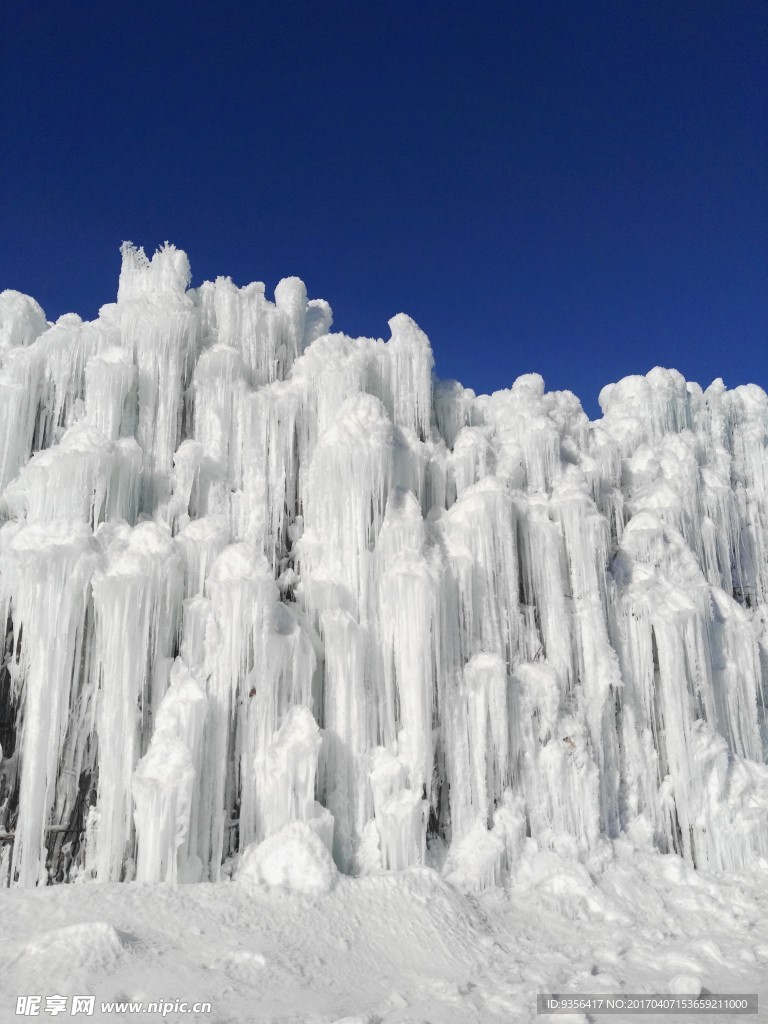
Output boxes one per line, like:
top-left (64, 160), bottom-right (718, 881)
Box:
top-left (1, 849), bottom-right (767, 1022)
top-left (2, 241), bottom-right (768, 1019)
top-left (237, 820), bottom-right (338, 895)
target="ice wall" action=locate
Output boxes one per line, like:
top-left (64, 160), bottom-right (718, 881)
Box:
top-left (1, 245), bottom-right (768, 890)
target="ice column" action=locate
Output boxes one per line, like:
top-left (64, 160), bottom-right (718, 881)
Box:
top-left (198, 544), bottom-right (273, 878)
top-left (244, 603), bottom-right (317, 846)
top-left (322, 609), bottom-right (369, 871)
top-left (300, 394), bottom-right (393, 622)
top-left (84, 346), bottom-right (137, 441)
top-left (132, 659), bottom-right (207, 884)
top-left (91, 522), bottom-right (182, 881)
top-left (0, 521), bottom-right (97, 886)
top-left (117, 243), bottom-right (200, 511)
top-left (377, 491), bottom-right (441, 795)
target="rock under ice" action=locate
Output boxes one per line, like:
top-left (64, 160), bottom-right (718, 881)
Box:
top-left (1, 243), bottom-right (767, 890)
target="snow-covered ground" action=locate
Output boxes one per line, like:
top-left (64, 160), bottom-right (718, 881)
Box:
top-left (2, 841), bottom-right (767, 1023)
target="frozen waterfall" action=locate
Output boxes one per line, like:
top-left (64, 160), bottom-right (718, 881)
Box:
top-left (1, 242), bottom-right (767, 890)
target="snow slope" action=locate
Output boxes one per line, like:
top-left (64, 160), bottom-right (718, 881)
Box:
top-left (1, 843), bottom-right (767, 1023)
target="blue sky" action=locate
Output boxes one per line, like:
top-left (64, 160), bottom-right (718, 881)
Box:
top-left (1, 1), bottom-right (765, 418)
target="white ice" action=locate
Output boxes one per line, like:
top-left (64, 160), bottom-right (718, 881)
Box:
top-left (1, 245), bottom-right (768, 900)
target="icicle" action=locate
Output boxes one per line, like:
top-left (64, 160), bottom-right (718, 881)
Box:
top-left (300, 394), bottom-right (393, 624)
top-left (362, 745), bottom-right (425, 871)
top-left (258, 705), bottom-right (322, 839)
top-left (3, 423), bottom-right (140, 527)
top-left (0, 520), bottom-right (97, 886)
top-left (84, 346), bottom-right (137, 441)
top-left (30, 314), bottom-right (122, 452)
top-left (164, 439), bottom-right (204, 532)
top-left (175, 515), bottom-right (230, 598)
top-left (274, 278), bottom-right (309, 371)
top-left (117, 243), bottom-right (200, 512)
top-left (483, 375), bottom-right (563, 493)
top-left (463, 654), bottom-right (509, 827)
top-left (243, 602), bottom-right (318, 847)
top-left (508, 660), bottom-right (601, 853)
top-left (609, 511), bottom-right (768, 866)
top-left (204, 275), bottom-right (331, 387)
top-left (0, 345), bottom-right (45, 492)
top-left (132, 659), bottom-right (207, 884)
top-left (321, 609), bottom-right (369, 871)
top-left (377, 790), bottom-right (427, 871)
top-left (191, 344), bottom-right (246, 479)
top-left (433, 379), bottom-right (475, 450)
top-left (550, 469), bottom-right (622, 835)
top-left (382, 314), bottom-right (434, 441)
top-left (236, 380), bottom-right (301, 564)
top-left (378, 529), bottom-right (440, 795)
top-left (91, 522), bottom-right (182, 881)
top-left (438, 477), bottom-right (519, 668)
top-left (198, 543), bottom-right (274, 878)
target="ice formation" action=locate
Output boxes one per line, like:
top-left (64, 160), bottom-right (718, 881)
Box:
top-left (1, 244), bottom-right (768, 891)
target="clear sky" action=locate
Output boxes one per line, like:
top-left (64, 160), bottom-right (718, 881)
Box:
top-left (2, 1), bottom-right (765, 418)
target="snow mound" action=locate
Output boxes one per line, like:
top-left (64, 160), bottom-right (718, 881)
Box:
top-left (9, 921), bottom-right (127, 992)
top-left (669, 974), bottom-right (702, 996)
top-left (444, 823), bottom-right (506, 892)
top-left (237, 821), bottom-right (339, 895)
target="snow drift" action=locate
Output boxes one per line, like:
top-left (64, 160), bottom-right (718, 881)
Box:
top-left (1, 242), bottom-right (767, 891)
